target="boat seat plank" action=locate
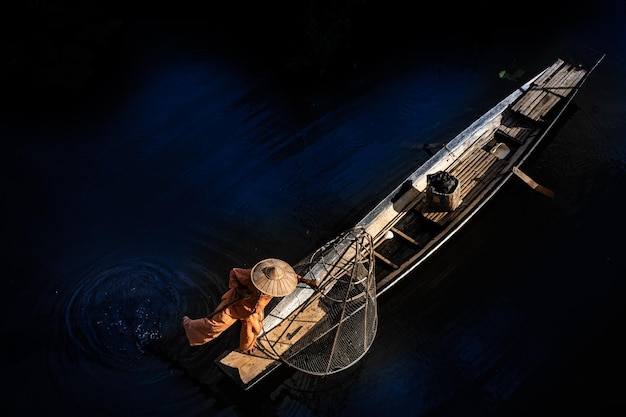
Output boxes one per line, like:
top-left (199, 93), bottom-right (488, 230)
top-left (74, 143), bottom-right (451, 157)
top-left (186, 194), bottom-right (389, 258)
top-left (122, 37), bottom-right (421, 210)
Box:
top-left (496, 110), bottom-right (541, 144)
top-left (390, 226), bottom-right (422, 247)
top-left (374, 251), bottom-right (399, 269)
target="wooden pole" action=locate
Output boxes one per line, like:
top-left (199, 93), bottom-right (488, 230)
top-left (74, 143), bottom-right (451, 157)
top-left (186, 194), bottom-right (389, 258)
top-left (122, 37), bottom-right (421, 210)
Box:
top-left (512, 166), bottom-right (555, 198)
top-left (206, 296), bottom-right (245, 318)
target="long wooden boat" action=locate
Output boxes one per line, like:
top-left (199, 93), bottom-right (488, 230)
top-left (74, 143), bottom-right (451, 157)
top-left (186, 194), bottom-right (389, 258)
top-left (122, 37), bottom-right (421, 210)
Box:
top-left (215, 48), bottom-right (605, 390)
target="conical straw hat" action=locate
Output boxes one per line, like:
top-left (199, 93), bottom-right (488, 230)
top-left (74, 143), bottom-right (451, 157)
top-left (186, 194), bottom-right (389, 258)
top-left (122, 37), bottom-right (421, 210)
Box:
top-left (250, 258), bottom-right (298, 297)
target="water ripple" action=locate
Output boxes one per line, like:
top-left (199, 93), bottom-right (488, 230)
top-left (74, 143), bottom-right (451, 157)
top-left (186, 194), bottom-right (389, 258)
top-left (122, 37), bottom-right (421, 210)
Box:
top-left (63, 257), bottom-right (212, 371)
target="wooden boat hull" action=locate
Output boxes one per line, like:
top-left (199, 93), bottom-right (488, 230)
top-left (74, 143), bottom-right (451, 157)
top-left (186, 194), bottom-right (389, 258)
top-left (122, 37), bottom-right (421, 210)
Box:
top-left (215, 48), bottom-right (605, 390)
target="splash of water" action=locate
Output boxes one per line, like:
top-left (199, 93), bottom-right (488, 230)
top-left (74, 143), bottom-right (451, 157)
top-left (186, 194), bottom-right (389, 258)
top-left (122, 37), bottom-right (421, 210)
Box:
top-left (63, 257), bottom-right (212, 371)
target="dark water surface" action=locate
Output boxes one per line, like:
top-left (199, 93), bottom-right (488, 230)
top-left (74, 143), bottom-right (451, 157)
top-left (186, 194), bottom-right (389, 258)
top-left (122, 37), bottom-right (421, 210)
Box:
top-left (3, 4), bottom-right (625, 417)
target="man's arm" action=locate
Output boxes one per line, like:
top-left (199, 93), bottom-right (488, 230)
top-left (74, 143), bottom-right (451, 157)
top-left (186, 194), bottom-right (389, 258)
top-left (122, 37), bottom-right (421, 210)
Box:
top-left (297, 275), bottom-right (318, 290)
top-left (229, 268), bottom-right (253, 298)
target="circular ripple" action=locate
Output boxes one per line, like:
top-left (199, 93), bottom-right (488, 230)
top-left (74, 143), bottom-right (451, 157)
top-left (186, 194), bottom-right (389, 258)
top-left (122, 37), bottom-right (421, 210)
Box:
top-left (64, 257), bottom-right (213, 371)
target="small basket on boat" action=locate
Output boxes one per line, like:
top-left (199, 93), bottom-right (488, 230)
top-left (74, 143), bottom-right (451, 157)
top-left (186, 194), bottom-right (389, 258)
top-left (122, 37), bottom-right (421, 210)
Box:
top-left (426, 171), bottom-right (461, 211)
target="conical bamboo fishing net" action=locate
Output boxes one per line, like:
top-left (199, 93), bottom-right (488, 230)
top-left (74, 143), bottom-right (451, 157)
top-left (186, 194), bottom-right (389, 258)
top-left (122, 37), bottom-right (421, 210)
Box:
top-left (259, 227), bottom-right (377, 376)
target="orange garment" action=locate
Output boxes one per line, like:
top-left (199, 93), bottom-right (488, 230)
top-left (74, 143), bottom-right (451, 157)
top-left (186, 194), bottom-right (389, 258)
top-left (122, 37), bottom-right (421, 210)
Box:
top-left (183, 267), bottom-right (273, 351)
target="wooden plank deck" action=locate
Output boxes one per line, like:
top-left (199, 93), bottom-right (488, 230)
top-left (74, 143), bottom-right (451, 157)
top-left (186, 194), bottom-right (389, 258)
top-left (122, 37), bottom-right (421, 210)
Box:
top-left (216, 294), bottom-right (327, 387)
top-left (370, 138), bottom-right (509, 251)
top-left (217, 294), bottom-right (328, 387)
top-left (510, 59), bottom-right (586, 123)
top-left (418, 129), bottom-right (507, 226)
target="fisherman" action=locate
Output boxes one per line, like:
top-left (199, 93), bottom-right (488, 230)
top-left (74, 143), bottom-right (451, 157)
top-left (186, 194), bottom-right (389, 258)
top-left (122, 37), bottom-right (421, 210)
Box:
top-left (182, 258), bottom-right (318, 354)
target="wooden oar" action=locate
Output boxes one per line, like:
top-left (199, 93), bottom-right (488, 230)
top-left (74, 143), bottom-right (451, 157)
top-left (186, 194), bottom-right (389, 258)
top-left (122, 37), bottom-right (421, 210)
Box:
top-left (512, 166), bottom-right (555, 198)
